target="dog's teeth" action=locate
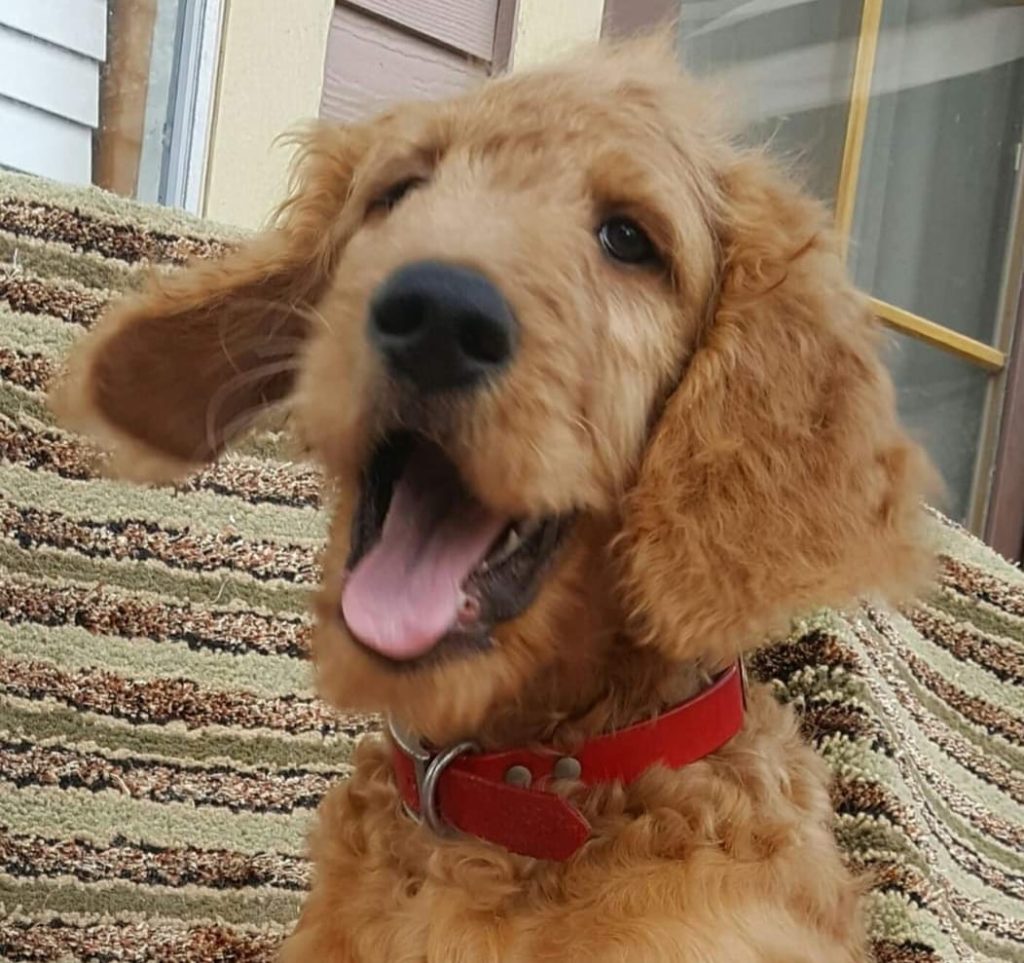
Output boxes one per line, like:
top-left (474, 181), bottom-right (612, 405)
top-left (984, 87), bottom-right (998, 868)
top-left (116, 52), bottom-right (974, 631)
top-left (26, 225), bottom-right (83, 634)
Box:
top-left (486, 527), bottom-right (522, 566)
top-left (484, 523), bottom-right (535, 569)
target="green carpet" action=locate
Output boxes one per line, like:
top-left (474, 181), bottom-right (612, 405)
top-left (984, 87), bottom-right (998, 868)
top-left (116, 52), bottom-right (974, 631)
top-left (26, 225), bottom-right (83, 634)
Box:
top-left (0, 170), bottom-right (1021, 962)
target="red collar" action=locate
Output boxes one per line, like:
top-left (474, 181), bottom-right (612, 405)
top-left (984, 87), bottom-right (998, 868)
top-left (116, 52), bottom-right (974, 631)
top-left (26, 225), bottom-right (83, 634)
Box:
top-left (390, 661), bottom-right (746, 861)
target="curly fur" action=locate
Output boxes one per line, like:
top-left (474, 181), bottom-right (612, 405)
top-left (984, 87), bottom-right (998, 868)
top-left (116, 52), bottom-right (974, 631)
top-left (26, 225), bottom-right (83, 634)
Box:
top-left (54, 37), bottom-right (938, 962)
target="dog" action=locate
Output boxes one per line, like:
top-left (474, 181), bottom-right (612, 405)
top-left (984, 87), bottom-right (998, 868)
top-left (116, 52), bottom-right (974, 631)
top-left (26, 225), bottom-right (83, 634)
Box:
top-left (54, 38), bottom-right (938, 963)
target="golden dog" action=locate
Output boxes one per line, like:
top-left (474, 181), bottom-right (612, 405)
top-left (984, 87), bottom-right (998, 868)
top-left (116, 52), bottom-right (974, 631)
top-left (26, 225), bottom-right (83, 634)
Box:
top-left (55, 38), bottom-right (937, 963)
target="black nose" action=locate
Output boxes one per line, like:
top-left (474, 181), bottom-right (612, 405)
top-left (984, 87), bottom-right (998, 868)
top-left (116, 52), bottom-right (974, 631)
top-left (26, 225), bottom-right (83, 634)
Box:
top-left (369, 260), bottom-right (516, 393)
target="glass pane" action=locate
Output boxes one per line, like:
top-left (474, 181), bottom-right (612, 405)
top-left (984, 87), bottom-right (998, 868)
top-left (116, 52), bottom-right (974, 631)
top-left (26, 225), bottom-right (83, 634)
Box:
top-left (850, 0), bottom-right (1024, 343)
top-left (675, 0), bottom-right (861, 202)
top-left (886, 331), bottom-right (989, 521)
top-left (0, 0), bottom-right (220, 212)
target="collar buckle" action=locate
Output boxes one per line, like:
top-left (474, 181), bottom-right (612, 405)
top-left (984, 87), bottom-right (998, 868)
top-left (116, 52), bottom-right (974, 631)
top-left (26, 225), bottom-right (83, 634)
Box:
top-left (387, 716), bottom-right (477, 835)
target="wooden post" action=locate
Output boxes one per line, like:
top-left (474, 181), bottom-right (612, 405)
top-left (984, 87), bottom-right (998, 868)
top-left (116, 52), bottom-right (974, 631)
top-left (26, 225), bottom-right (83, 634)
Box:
top-left (94, 0), bottom-right (159, 197)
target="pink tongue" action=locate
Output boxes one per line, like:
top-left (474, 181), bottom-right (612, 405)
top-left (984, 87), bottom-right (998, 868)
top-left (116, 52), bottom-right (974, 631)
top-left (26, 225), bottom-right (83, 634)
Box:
top-left (341, 445), bottom-right (508, 661)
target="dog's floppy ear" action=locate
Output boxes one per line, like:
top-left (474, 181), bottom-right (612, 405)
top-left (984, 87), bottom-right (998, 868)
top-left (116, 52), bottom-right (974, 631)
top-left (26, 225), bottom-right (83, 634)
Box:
top-left (619, 153), bottom-right (939, 665)
top-left (52, 124), bottom-right (369, 480)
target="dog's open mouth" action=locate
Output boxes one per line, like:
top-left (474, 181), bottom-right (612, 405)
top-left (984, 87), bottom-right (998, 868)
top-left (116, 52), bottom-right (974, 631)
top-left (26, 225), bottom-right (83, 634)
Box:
top-left (341, 433), bottom-right (570, 663)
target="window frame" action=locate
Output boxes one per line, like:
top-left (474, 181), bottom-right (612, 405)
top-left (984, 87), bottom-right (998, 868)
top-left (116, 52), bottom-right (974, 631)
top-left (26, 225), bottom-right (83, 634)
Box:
top-left (159, 0), bottom-right (225, 213)
top-left (836, 0), bottom-right (1022, 533)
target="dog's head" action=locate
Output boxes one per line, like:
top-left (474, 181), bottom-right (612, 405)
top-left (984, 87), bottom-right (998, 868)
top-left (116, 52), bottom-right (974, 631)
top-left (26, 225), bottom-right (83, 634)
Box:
top-left (55, 41), bottom-right (937, 742)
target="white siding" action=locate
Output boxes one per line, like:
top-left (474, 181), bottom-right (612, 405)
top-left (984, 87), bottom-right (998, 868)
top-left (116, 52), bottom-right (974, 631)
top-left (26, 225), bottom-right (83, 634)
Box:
top-left (0, 0), bottom-right (107, 60)
top-left (0, 27), bottom-right (100, 127)
top-left (0, 2), bottom-right (107, 183)
top-left (0, 99), bottom-right (93, 184)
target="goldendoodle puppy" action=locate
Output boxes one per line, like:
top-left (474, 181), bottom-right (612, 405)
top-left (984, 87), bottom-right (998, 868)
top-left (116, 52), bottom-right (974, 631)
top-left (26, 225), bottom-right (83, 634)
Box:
top-left (55, 38), bottom-right (937, 963)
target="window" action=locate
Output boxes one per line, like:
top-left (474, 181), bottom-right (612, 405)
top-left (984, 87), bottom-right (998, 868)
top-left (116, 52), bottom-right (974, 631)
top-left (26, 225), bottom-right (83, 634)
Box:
top-left (605, 0), bottom-right (1024, 535)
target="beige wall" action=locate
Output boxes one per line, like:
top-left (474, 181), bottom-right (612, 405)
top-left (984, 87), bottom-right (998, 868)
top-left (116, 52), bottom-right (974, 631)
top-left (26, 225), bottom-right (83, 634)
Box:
top-left (202, 0), bottom-right (606, 228)
top-left (203, 0), bottom-right (333, 229)
top-left (509, 0), bottom-right (605, 70)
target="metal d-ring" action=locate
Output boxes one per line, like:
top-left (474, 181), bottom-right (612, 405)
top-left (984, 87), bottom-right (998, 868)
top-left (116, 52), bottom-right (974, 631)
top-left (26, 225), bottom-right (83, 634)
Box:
top-left (738, 657), bottom-right (750, 710)
top-left (387, 716), bottom-right (430, 824)
top-left (387, 716), bottom-right (477, 835)
top-left (419, 739), bottom-right (478, 835)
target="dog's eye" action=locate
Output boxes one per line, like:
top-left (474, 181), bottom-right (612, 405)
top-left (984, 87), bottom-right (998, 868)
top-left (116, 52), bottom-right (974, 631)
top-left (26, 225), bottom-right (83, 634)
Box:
top-left (369, 177), bottom-right (425, 215)
top-left (598, 217), bottom-right (658, 266)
